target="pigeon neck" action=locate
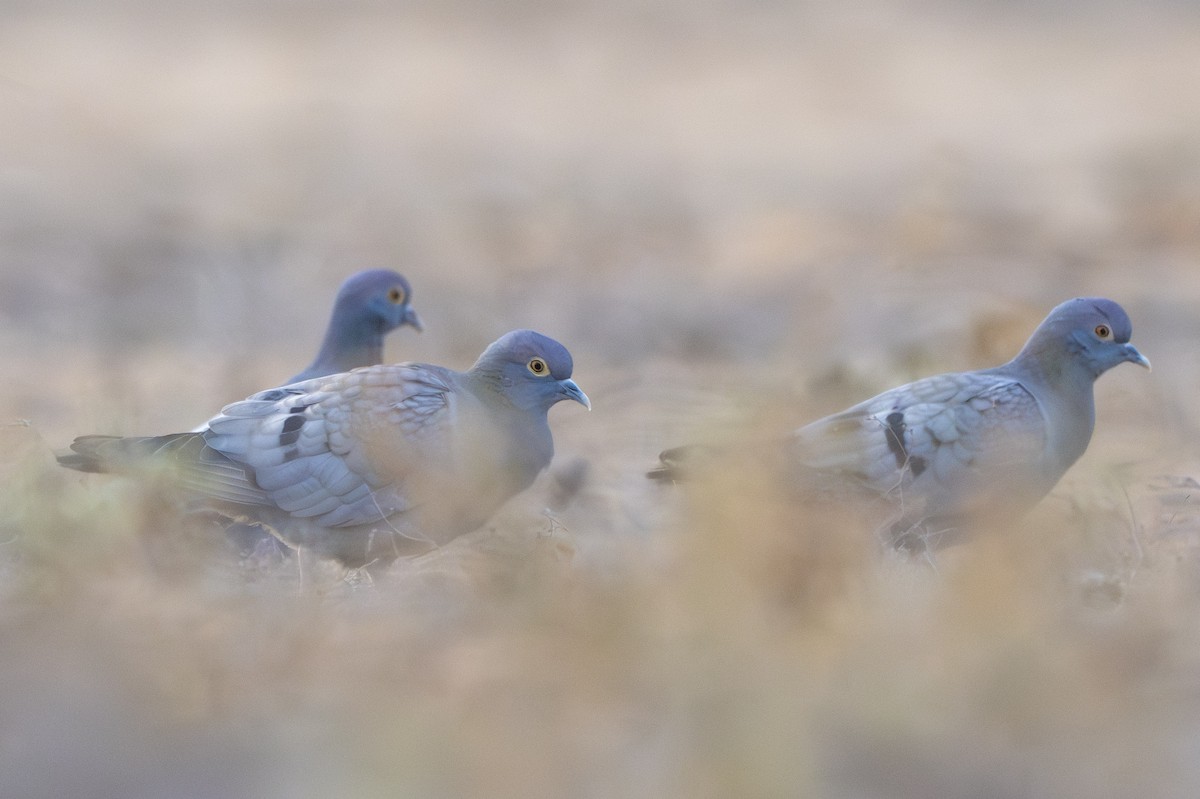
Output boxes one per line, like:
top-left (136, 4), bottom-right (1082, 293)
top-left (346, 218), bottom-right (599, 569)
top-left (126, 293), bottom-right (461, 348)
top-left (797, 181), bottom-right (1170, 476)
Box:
top-left (1011, 330), bottom-right (1101, 386)
top-left (467, 366), bottom-right (555, 420)
top-left (310, 309), bottom-right (386, 374)
top-left (463, 367), bottom-right (556, 470)
top-left (1008, 338), bottom-right (1097, 471)
top-left (467, 367), bottom-right (521, 411)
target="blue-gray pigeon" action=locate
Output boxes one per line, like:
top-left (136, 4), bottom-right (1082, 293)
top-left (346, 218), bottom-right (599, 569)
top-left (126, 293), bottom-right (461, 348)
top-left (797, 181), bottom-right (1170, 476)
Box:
top-left (649, 298), bottom-right (1151, 550)
top-left (288, 269), bottom-right (423, 383)
top-left (59, 330), bottom-right (589, 569)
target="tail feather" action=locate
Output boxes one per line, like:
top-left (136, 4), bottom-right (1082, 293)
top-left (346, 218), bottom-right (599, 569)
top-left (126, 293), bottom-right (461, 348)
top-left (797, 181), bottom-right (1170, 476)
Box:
top-left (57, 433), bottom-right (204, 474)
top-left (646, 444), bottom-right (712, 481)
top-left (57, 433), bottom-right (269, 506)
top-left (55, 436), bottom-right (118, 473)
top-left (647, 437), bottom-right (799, 483)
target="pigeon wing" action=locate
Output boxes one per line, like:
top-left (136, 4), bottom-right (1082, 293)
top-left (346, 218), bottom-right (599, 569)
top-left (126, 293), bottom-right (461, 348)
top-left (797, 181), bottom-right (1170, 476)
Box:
top-left (203, 364), bottom-right (455, 528)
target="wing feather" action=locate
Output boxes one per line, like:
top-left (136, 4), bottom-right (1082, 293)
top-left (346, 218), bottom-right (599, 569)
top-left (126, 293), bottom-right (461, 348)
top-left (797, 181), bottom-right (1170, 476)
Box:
top-left (792, 370), bottom-right (1048, 520)
top-left (201, 364), bottom-right (454, 529)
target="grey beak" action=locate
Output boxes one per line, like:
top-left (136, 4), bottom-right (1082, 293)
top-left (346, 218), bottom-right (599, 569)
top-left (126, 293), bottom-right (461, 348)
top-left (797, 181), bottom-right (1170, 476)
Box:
top-left (1124, 343), bottom-right (1151, 371)
top-left (558, 379), bottom-right (591, 410)
top-left (404, 308), bottom-right (425, 333)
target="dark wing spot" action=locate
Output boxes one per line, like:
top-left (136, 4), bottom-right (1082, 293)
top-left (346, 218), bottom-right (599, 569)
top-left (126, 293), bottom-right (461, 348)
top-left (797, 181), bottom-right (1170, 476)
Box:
top-left (884, 411), bottom-right (926, 477)
top-left (282, 448), bottom-right (301, 463)
top-left (884, 411), bottom-right (908, 469)
top-left (279, 414), bottom-right (305, 446)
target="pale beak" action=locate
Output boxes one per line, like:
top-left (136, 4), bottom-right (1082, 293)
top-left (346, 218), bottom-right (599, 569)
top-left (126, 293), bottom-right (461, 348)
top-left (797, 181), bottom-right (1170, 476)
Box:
top-left (1124, 343), bottom-right (1151, 371)
top-left (558, 379), bottom-right (591, 410)
top-left (404, 308), bottom-right (425, 333)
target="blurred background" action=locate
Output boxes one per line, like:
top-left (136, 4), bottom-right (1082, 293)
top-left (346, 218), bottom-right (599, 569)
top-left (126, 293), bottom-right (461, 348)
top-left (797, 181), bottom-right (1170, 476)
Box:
top-left (2, 1), bottom-right (1200, 796)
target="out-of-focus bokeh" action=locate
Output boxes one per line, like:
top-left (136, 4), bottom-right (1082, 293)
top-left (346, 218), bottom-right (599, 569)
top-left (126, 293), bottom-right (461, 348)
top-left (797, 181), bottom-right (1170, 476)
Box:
top-left (3, 1), bottom-right (1200, 796)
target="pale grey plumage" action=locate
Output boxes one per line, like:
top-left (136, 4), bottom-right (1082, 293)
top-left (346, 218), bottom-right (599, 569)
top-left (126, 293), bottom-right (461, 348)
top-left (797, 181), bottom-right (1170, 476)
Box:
top-left (650, 297), bottom-right (1151, 550)
top-left (59, 330), bottom-right (589, 568)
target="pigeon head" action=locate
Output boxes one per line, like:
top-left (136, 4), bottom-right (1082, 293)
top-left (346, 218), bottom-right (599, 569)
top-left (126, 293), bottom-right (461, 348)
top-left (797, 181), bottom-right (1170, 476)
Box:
top-left (1020, 297), bottom-right (1150, 380)
top-left (338, 269), bottom-right (424, 334)
top-left (472, 330), bottom-right (590, 412)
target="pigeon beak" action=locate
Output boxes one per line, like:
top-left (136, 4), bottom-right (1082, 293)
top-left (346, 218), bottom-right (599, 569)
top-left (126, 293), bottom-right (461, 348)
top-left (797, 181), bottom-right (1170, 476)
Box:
top-left (404, 308), bottom-right (425, 333)
top-left (1123, 343), bottom-right (1151, 371)
top-left (558, 379), bottom-right (591, 410)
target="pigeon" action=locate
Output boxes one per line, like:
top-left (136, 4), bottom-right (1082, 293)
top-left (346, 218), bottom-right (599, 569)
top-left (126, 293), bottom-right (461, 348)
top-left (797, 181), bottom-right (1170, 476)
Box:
top-left (649, 297), bottom-right (1151, 550)
top-left (59, 330), bottom-right (590, 569)
top-left (288, 269), bottom-right (424, 383)
top-left (220, 268), bottom-right (423, 558)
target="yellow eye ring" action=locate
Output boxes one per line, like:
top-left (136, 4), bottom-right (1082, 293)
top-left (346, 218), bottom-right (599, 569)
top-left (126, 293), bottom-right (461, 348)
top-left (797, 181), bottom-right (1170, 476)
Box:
top-left (387, 287), bottom-right (406, 304)
top-left (528, 357), bottom-right (548, 376)
top-left (1094, 324), bottom-right (1111, 339)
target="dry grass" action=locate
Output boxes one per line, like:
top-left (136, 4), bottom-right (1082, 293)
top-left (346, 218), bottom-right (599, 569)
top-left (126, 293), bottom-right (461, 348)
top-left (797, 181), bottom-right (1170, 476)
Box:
top-left (3, 1), bottom-right (1200, 796)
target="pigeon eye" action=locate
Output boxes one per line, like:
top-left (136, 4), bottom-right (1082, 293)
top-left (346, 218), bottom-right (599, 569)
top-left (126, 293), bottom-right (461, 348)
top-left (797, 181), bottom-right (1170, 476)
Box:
top-left (387, 287), bottom-right (406, 304)
top-left (1094, 324), bottom-right (1111, 339)
top-left (527, 357), bottom-right (548, 376)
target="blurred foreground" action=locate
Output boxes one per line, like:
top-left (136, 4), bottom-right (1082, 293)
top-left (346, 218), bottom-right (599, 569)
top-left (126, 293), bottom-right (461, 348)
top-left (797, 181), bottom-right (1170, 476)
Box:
top-left (3, 1), bottom-right (1200, 797)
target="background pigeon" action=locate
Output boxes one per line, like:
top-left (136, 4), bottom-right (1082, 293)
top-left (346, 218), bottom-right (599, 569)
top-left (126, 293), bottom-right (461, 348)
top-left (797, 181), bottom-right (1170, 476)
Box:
top-left (288, 268), bottom-right (424, 383)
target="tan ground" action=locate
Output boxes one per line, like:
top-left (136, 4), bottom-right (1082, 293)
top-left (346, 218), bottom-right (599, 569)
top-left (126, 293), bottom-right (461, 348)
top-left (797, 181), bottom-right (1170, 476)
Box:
top-left (3, 2), bottom-right (1200, 796)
